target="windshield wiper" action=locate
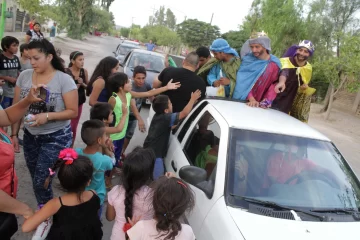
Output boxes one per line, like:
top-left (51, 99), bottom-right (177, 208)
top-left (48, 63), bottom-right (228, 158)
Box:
top-left (229, 194), bottom-right (328, 221)
top-left (311, 208), bottom-right (360, 220)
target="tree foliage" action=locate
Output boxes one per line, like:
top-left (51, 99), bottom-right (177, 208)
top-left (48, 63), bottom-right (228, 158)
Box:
top-left (177, 19), bottom-right (221, 48)
top-left (92, 7), bottom-right (115, 33)
top-left (165, 9), bottom-right (176, 30)
top-left (120, 27), bottom-right (130, 38)
top-left (221, 30), bottom-right (249, 53)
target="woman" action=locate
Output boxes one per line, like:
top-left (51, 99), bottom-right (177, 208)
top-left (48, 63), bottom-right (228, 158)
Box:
top-left (66, 51), bottom-right (89, 147)
top-left (25, 22), bottom-right (44, 43)
top-left (87, 56), bottom-right (119, 106)
top-left (0, 85), bottom-right (42, 240)
top-left (10, 39), bottom-right (78, 238)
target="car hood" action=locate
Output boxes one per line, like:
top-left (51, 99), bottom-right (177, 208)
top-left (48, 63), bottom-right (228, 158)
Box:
top-left (124, 67), bottom-right (159, 85)
top-left (227, 207), bottom-right (359, 240)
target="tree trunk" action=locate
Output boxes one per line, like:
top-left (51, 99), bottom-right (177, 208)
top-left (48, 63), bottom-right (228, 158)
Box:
top-left (325, 85), bottom-right (335, 120)
top-left (320, 84), bottom-right (331, 113)
top-left (352, 90), bottom-right (360, 113)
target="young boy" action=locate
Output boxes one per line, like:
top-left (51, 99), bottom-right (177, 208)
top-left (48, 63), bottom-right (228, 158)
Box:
top-left (19, 43), bottom-right (32, 71)
top-left (75, 119), bottom-right (113, 218)
top-left (0, 36), bottom-right (21, 109)
top-left (122, 66), bottom-right (149, 156)
top-left (144, 90), bottom-right (202, 179)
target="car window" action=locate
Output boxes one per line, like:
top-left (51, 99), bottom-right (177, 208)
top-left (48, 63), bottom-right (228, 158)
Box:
top-left (176, 102), bottom-right (208, 140)
top-left (182, 111), bottom-right (220, 197)
top-left (118, 46), bottom-right (134, 55)
top-left (226, 129), bottom-right (360, 212)
top-left (128, 53), bottom-right (164, 72)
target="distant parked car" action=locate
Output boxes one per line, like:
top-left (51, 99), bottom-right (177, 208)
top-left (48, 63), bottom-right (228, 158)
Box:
top-left (121, 40), bottom-right (140, 46)
top-left (120, 49), bottom-right (165, 104)
top-left (113, 43), bottom-right (140, 63)
top-left (94, 31), bottom-right (102, 36)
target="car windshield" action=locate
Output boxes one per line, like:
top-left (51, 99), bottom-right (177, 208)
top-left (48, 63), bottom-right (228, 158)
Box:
top-left (118, 46), bottom-right (135, 55)
top-left (226, 128), bottom-right (360, 211)
top-left (128, 52), bottom-right (164, 72)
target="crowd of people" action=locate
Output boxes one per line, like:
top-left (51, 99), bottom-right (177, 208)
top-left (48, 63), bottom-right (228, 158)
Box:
top-left (0, 29), bottom-right (316, 240)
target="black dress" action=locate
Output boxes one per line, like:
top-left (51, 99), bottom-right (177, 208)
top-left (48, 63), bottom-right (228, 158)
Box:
top-left (272, 57), bottom-right (304, 113)
top-left (47, 191), bottom-right (103, 240)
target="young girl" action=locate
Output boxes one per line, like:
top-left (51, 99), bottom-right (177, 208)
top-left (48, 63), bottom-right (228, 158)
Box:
top-left (106, 147), bottom-right (155, 240)
top-left (66, 51), bottom-right (89, 147)
top-left (22, 148), bottom-right (103, 240)
top-left (108, 72), bottom-right (180, 165)
top-left (127, 177), bottom-right (196, 240)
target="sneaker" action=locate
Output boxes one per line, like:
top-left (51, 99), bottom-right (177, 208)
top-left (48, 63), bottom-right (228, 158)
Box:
top-left (32, 217), bottom-right (52, 240)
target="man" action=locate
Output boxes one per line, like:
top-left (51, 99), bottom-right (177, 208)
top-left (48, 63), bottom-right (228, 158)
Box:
top-left (197, 38), bottom-right (241, 97)
top-left (153, 52), bottom-right (206, 112)
top-left (233, 32), bottom-right (281, 108)
top-left (195, 46), bottom-right (211, 86)
top-left (145, 40), bottom-right (156, 51)
top-left (272, 40), bottom-right (315, 121)
top-left (50, 22), bottom-right (56, 43)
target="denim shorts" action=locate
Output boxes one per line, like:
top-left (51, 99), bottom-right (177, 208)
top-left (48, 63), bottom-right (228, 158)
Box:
top-left (23, 125), bottom-right (72, 204)
top-left (113, 138), bottom-right (125, 165)
top-left (125, 120), bottom-right (137, 139)
top-left (153, 158), bottom-right (165, 180)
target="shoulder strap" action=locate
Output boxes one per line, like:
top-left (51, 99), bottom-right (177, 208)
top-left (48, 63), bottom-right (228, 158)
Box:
top-left (89, 190), bottom-right (96, 196)
top-left (59, 197), bottom-right (63, 206)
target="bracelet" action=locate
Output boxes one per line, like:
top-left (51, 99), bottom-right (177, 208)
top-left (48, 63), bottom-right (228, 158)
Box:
top-left (10, 134), bottom-right (18, 138)
top-left (46, 113), bottom-right (49, 121)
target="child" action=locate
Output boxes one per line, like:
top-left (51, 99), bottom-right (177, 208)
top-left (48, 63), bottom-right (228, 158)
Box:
top-left (106, 147), bottom-right (155, 240)
top-left (22, 148), bottom-right (103, 240)
top-left (90, 102), bottom-right (128, 188)
top-left (122, 66), bottom-right (150, 156)
top-left (19, 43), bottom-right (32, 71)
top-left (108, 72), bottom-right (181, 165)
top-left (127, 177), bottom-right (195, 240)
top-left (0, 36), bottom-right (21, 110)
top-left (144, 90), bottom-right (201, 179)
top-left (75, 119), bottom-right (113, 217)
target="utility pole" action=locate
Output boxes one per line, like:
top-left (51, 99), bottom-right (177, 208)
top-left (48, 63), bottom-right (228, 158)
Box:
top-left (129, 17), bottom-right (135, 39)
top-left (0, 0), bottom-right (6, 40)
top-left (210, 13), bottom-right (214, 25)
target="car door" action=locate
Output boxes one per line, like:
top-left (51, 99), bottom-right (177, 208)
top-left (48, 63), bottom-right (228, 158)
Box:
top-left (165, 103), bottom-right (229, 237)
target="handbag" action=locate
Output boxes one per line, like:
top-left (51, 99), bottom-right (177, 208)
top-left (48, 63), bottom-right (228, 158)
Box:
top-left (0, 159), bottom-right (18, 239)
top-left (290, 87), bottom-right (316, 123)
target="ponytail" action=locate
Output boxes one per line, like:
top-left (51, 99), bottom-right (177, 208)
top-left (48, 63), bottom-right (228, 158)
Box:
top-left (28, 39), bottom-right (65, 72)
top-left (43, 158), bottom-right (64, 189)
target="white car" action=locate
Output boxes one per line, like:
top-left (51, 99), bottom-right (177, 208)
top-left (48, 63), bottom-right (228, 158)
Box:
top-left (163, 98), bottom-right (360, 240)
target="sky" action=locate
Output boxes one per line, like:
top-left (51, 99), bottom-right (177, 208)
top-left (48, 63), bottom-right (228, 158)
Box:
top-left (110, 0), bottom-right (254, 33)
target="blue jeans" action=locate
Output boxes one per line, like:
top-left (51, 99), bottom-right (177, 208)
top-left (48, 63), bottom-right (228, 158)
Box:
top-left (23, 125), bottom-right (72, 204)
top-left (153, 158), bottom-right (165, 180)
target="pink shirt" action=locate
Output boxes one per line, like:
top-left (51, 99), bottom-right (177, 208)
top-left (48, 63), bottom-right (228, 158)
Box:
top-left (127, 219), bottom-right (195, 240)
top-left (263, 152), bottom-right (316, 188)
top-left (108, 185), bottom-right (154, 240)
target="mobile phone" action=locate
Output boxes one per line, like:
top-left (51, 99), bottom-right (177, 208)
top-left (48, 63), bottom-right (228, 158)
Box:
top-left (39, 87), bottom-right (50, 103)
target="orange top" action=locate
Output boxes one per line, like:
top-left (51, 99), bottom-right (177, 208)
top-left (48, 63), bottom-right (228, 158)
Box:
top-left (0, 128), bottom-right (18, 198)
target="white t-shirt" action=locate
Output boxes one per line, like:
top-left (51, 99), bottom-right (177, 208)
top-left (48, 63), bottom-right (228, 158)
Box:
top-left (127, 219), bottom-right (195, 240)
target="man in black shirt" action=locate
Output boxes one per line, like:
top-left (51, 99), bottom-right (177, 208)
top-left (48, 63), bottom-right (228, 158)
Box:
top-left (153, 52), bottom-right (206, 112)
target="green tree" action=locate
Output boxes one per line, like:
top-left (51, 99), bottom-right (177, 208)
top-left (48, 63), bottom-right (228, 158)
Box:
top-left (99, 0), bottom-right (114, 11)
top-left (120, 27), bottom-right (130, 38)
top-left (154, 6), bottom-right (165, 26)
top-left (177, 19), bottom-right (221, 48)
top-left (222, 30), bottom-right (249, 53)
top-left (92, 7), bottom-right (115, 33)
top-left (61, 0), bottom-right (95, 39)
top-left (18, 0), bottom-right (44, 14)
top-left (165, 8), bottom-right (176, 30)
top-left (314, 34), bottom-right (360, 119)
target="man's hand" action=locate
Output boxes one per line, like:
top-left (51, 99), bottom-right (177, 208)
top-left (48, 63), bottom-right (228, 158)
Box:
top-left (300, 83), bottom-right (308, 90)
top-left (191, 90), bottom-right (202, 102)
top-left (138, 119), bottom-right (146, 133)
top-left (166, 79), bottom-right (181, 90)
top-left (213, 80), bottom-right (221, 87)
top-left (219, 77), bottom-right (231, 86)
top-left (12, 136), bottom-right (20, 153)
top-left (247, 97), bottom-right (259, 107)
top-left (5, 77), bottom-right (17, 84)
top-left (275, 81), bottom-right (286, 93)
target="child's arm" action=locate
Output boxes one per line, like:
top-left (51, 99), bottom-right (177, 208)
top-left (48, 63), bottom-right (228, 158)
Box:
top-left (130, 99), bottom-right (146, 132)
top-left (105, 103), bottom-right (128, 135)
top-left (22, 198), bottom-right (60, 232)
top-left (179, 90), bottom-right (202, 120)
top-left (106, 202), bottom-right (116, 221)
top-left (130, 79), bottom-right (180, 98)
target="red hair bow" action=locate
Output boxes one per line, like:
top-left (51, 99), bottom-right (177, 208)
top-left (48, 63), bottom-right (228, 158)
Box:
top-left (58, 148), bottom-right (78, 165)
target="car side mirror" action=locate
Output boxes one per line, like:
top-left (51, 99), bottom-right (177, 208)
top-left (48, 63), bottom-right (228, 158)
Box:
top-left (180, 166), bottom-right (207, 185)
